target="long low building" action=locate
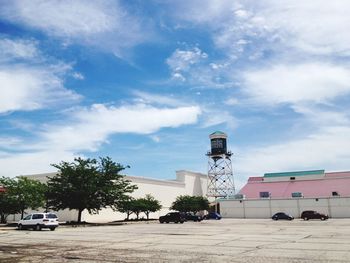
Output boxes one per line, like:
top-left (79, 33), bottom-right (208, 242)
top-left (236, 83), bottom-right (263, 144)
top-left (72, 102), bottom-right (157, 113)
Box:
top-left (9, 170), bottom-right (208, 223)
top-left (220, 169), bottom-right (350, 218)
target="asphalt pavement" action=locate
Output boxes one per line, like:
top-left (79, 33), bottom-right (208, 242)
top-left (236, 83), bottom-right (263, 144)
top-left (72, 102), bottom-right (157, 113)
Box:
top-left (1, 218), bottom-right (350, 262)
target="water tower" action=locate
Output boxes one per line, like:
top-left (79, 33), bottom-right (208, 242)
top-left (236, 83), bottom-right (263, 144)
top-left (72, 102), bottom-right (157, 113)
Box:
top-left (206, 131), bottom-right (235, 198)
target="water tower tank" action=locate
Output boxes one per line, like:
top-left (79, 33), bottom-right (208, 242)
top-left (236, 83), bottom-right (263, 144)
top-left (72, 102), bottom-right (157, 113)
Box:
top-left (209, 131), bottom-right (227, 155)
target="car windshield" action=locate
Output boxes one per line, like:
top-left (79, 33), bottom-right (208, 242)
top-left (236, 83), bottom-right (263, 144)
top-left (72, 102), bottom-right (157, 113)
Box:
top-left (23, 215), bottom-right (31, 220)
top-left (46, 214), bottom-right (57, 219)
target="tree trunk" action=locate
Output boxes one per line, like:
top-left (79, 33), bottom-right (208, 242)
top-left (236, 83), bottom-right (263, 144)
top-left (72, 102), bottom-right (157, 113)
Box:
top-left (146, 212), bottom-right (149, 220)
top-left (126, 211), bottom-right (131, 220)
top-left (77, 209), bottom-right (83, 223)
top-left (136, 212), bottom-right (139, 220)
top-left (21, 209), bottom-right (24, 220)
top-left (0, 214), bottom-right (6, 224)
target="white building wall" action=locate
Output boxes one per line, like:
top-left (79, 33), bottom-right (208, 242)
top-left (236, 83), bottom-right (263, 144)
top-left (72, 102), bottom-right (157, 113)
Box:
top-left (220, 197), bottom-right (350, 219)
top-left (82, 176), bottom-right (187, 223)
top-left (11, 170), bottom-right (207, 223)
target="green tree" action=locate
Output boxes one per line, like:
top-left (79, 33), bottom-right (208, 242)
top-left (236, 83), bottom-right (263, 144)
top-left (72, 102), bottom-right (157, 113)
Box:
top-left (13, 177), bottom-right (47, 219)
top-left (117, 197), bottom-right (135, 221)
top-left (139, 194), bottom-right (162, 220)
top-left (47, 157), bottom-right (137, 223)
top-left (130, 198), bottom-right (145, 220)
top-left (0, 177), bottom-right (20, 223)
top-left (0, 176), bottom-right (46, 222)
top-left (170, 195), bottom-right (209, 214)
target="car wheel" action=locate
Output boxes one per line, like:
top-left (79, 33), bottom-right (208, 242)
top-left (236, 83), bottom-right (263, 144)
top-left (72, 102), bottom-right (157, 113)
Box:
top-left (303, 217), bottom-right (308, 221)
top-left (166, 221), bottom-right (169, 224)
top-left (159, 221), bottom-right (164, 224)
top-left (18, 224), bottom-right (23, 230)
top-left (321, 217), bottom-right (325, 220)
top-left (50, 227), bottom-right (56, 231)
top-left (35, 224), bottom-right (41, 231)
top-left (180, 221), bottom-right (184, 224)
top-left (175, 221), bottom-right (178, 224)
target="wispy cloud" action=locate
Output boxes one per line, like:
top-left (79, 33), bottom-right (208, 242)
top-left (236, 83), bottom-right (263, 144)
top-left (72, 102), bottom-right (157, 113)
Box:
top-left (0, 0), bottom-right (152, 56)
top-left (0, 36), bottom-right (82, 114)
top-left (241, 63), bottom-right (350, 106)
top-left (0, 64), bottom-right (81, 113)
top-left (0, 150), bottom-right (77, 176)
top-left (170, 0), bottom-right (350, 57)
top-left (0, 102), bottom-right (202, 176)
top-left (167, 47), bottom-right (208, 82)
top-left (132, 91), bottom-right (187, 107)
top-left (236, 126), bottom-right (350, 178)
top-left (35, 103), bottom-right (201, 152)
top-left (0, 38), bottom-right (39, 62)
top-left (200, 108), bottom-right (238, 130)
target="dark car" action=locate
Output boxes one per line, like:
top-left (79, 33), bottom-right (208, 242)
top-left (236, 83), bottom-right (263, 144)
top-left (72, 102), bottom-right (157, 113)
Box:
top-left (185, 212), bottom-right (202, 222)
top-left (204, 212), bottom-right (222, 220)
top-left (301, 210), bottom-right (329, 220)
top-left (272, 212), bottom-right (294, 221)
top-left (159, 212), bottom-right (186, 224)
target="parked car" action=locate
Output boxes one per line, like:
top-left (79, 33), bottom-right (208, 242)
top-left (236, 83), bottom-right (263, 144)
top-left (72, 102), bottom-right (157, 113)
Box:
top-left (301, 210), bottom-right (329, 220)
top-left (185, 212), bottom-right (202, 222)
top-left (18, 213), bottom-right (59, 231)
top-left (204, 212), bottom-right (222, 220)
top-left (159, 212), bottom-right (186, 224)
top-left (272, 212), bottom-right (294, 220)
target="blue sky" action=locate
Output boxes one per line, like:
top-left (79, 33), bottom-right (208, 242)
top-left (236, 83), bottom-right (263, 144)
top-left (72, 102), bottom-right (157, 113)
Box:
top-left (1, 0), bottom-right (350, 189)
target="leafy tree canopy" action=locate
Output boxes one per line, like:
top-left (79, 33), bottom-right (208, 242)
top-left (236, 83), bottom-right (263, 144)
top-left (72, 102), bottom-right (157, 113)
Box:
top-left (170, 195), bottom-right (209, 213)
top-left (0, 177), bottom-right (20, 223)
top-left (117, 195), bottom-right (161, 220)
top-left (139, 194), bottom-right (162, 220)
top-left (0, 176), bottom-right (46, 222)
top-left (47, 157), bottom-right (137, 222)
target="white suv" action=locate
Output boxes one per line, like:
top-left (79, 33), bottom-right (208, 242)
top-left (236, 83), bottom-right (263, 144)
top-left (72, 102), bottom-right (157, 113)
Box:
top-left (18, 213), bottom-right (59, 231)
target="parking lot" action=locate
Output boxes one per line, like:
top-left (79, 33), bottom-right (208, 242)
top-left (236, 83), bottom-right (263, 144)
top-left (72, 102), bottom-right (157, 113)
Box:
top-left (1, 219), bottom-right (350, 262)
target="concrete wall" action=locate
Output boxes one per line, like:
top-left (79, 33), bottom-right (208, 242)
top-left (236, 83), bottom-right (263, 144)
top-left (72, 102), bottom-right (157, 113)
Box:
top-left (220, 197), bottom-right (350, 218)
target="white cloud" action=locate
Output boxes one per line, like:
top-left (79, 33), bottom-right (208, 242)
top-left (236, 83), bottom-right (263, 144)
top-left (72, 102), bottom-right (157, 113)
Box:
top-left (133, 91), bottom-right (187, 107)
top-left (72, 72), bottom-right (84, 80)
top-left (201, 109), bottom-right (238, 130)
top-left (0, 136), bottom-right (23, 149)
top-left (242, 63), bottom-right (350, 105)
top-left (39, 104), bottom-right (201, 151)
top-left (167, 47), bottom-right (208, 73)
top-left (166, 48), bottom-right (235, 88)
top-left (0, 38), bottom-right (39, 61)
top-left (253, 0), bottom-right (350, 56)
top-left (0, 103), bottom-right (201, 177)
top-left (150, 135), bottom-right (161, 143)
top-left (225, 98), bottom-right (239, 106)
top-left (292, 105), bottom-right (350, 127)
top-left (0, 150), bottom-right (77, 177)
top-left (171, 0), bottom-right (238, 24)
top-left (171, 0), bottom-right (350, 57)
top-left (0, 0), bottom-right (150, 56)
top-left (0, 65), bottom-right (81, 113)
top-left (235, 126), bottom-right (350, 179)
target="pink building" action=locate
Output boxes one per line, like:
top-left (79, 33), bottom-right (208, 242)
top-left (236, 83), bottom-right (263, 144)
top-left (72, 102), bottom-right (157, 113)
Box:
top-left (239, 169), bottom-right (350, 199)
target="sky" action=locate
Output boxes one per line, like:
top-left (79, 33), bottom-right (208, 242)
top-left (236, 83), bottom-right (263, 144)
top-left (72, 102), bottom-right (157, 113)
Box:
top-left (1, 0), bottom-right (350, 190)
